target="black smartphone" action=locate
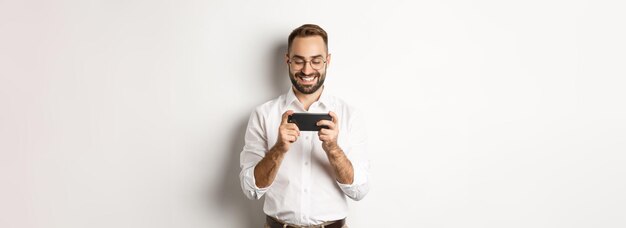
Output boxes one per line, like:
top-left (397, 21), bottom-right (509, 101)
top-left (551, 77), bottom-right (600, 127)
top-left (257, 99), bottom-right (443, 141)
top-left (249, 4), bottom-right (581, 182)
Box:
top-left (288, 113), bottom-right (332, 131)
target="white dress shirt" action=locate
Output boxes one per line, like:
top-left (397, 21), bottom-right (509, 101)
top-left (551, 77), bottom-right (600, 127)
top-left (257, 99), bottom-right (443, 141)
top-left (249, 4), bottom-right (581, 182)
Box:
top-left (239, 86), bottom-right (370, 226)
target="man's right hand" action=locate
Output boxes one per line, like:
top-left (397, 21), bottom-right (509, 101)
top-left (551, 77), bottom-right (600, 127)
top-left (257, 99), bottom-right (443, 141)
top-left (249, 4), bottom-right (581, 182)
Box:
top-left (275, 110), bottom-right (300, 152)
top-left (254, 110), bottom-right (300, 188)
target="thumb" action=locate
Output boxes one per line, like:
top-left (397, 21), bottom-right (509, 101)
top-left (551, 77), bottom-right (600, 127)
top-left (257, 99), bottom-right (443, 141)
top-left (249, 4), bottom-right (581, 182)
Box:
top-left (329, 111), bottom-right (338, 125)
top-left (282, 110), bottom-right (294, 124)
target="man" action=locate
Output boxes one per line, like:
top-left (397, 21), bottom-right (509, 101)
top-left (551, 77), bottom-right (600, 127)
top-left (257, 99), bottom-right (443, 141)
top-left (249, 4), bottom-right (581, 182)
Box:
top-left (239, 24), bottom-right (370, 228)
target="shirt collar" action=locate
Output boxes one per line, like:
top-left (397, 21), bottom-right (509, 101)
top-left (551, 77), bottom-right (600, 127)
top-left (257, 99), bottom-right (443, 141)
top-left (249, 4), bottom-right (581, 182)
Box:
top-left (284, 86), bottom-right (333, 108)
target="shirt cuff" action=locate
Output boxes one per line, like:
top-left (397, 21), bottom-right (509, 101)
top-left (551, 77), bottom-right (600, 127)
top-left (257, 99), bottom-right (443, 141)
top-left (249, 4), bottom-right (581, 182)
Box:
top-left (336, 165), bottom-right (369, 201)
top-left (243, 165), bottom-right (271, 200)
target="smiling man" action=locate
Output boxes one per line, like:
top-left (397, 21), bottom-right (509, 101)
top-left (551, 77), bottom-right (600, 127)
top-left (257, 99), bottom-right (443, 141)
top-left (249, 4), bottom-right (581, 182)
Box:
top-left (239, 24), bottom-right (370, 228)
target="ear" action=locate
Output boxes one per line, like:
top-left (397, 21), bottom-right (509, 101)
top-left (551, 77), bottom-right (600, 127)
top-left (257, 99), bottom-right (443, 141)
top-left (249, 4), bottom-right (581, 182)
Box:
top-left (326, 53), bottom-right (331, 66)
top-left (285, 53), bottom-right (290, 64)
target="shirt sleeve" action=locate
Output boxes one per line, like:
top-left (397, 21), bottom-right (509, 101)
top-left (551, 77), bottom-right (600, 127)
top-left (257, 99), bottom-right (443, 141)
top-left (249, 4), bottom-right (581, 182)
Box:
top-left (336, 109), bottom-right (371, 201)
top-left (239, 107), bottom-right (272, 200)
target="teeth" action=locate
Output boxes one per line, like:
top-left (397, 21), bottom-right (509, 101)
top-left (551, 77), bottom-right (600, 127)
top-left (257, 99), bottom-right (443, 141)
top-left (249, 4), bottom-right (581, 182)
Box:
top-left (300, 76), bottom-right (315, 82)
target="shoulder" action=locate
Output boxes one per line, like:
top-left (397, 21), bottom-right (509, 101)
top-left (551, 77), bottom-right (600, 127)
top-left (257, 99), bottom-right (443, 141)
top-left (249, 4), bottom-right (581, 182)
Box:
top-left (328, 95), bottom-right (360, 116)
top-left (252, 94), bottom-right (285, 114)
top-left (326, 95), bottom-right (364, 128)
top-left (247, 94), bottom-right (286, 126)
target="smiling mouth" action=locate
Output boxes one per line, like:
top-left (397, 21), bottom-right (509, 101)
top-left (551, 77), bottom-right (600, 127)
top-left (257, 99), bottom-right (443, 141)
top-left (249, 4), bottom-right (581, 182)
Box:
top-left (298, 75), bottom-right (317, 83)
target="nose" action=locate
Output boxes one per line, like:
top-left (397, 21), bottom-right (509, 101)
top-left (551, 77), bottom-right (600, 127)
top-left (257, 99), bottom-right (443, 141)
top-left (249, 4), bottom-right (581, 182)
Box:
top-left (301, 62), bottom-right (315, 75)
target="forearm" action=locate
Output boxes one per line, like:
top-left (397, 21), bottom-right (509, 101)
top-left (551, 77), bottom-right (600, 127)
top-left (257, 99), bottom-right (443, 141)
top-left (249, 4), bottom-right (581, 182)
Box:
top-left (327, 147), bottom-right (354, 184)
top-left (253, 145), bottom-right (286, 188)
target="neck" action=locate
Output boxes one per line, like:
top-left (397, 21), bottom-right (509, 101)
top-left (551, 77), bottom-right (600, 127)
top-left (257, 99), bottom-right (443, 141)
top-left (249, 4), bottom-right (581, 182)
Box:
top-left (293, 85), bottom-right (324, 111)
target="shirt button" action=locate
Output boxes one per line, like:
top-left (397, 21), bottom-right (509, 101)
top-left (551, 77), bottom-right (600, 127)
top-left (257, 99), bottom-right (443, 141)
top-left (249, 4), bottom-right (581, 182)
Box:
top-left (305, 136), bottom-right (309, 140)
top-left (304, 162), bottom-right (308, 166)
top-left (304, 189), bottom-right (308, 193)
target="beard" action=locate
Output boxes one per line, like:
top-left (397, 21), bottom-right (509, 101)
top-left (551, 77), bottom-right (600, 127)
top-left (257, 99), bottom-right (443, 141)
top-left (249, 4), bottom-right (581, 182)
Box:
top-left (289, 70), bottom-right (326, 94)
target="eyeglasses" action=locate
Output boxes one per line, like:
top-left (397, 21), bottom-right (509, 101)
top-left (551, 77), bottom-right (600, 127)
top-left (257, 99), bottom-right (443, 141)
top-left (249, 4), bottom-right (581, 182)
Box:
top-left (288, 57), bottom-right (327, 71)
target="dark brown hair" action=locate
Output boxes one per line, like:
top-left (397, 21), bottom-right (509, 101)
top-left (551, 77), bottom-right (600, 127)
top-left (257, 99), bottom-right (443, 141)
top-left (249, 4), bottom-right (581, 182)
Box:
top-left (287, 24), bottom-right (328, 53)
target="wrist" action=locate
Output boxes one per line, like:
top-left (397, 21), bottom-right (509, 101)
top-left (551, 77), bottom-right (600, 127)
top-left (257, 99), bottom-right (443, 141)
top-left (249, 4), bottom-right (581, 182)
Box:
top-left (324, 143), bottom-right (342, 155)
top-left (272, 142), bottom-right (288, 154)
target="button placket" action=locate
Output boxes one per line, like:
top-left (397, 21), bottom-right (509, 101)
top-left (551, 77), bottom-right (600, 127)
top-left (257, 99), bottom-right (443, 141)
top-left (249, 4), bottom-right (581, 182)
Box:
top-left (300, 131), bottom-right (313, 224)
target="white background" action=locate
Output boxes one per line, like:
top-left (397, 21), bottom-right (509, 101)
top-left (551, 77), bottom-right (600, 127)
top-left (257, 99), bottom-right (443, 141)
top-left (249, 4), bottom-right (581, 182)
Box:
top-left (1, 0), bottom-right (625, 227)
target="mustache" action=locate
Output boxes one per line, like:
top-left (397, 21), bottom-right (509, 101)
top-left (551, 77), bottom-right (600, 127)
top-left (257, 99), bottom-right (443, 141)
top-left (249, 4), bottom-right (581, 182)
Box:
top-left (295, 72), bottom-right (320, 78)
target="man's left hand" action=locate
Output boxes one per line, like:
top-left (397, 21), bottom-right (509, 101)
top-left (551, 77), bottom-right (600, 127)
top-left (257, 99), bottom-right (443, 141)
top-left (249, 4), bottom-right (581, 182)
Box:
top-left (317, 111), bottom-right (341, 153)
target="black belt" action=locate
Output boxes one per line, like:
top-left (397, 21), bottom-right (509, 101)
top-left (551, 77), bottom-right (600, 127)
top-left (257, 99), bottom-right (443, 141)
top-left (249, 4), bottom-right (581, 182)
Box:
top-left (266, 215), bottom-right (345, 228)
